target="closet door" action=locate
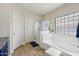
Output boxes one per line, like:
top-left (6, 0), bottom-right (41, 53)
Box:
top-left (25, 18), bottom-right (36, 43)
top-left (13, 12), bottom-right (24, 50)
top-left (34, 22), bottom-right (40, 43)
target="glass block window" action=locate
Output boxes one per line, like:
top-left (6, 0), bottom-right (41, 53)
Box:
top-left (56, 12), bottom-right (79, 36)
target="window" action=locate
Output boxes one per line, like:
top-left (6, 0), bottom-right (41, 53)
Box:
top-left (41, 20), bottom-right (49, 31)
top-left (56, 12), bottom-right (79, 36)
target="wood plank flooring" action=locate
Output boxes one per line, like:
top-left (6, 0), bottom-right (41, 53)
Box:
top-left (12, 43), bottom-right (47, 56)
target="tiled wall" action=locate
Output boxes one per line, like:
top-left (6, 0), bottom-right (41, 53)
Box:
top-left (52, 33), bottom-right (78, 47)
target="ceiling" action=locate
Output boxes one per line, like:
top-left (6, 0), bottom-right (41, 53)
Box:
top-left (22, 3), bottom-right (65, 16)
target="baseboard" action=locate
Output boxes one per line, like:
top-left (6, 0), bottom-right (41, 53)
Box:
top-left (10, 49), bottom-right (14, 56)
top-left (10, 42), bottom-right (25, 56)
top-left (34, 40), bottom-right (39, 44)
top-left (22, 42), bottom-right (26, 45)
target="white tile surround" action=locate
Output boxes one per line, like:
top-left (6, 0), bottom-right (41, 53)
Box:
top-left (51, 33), bottom-right (78, 47)
top-left (42, 32), bottom-right (79, 56)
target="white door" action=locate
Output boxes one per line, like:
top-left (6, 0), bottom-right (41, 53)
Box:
top-left (25, 19), bottom-right (35, 43)
top-left (13, 12), bottom-right (24, 50)
top-left (34, 22), bottom-right (40, 43)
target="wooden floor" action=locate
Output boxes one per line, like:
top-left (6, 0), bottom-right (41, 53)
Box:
top-left (12, 43), bottom-right (47, 56)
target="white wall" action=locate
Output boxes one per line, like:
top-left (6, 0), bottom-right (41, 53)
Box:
top-left (24, 9), bottom-right (42, 43)
top-left (43, 3), bottom-right (79, 31)
top-left (0, 4), bottom-right (10, 37)
top-left (1, 3), bottom-right (79, 55)
top-left (42, 3), bottom-right (79, 48)
top-left (10, 4), bottom-right (42, 54)
top-left (0, 4), bottom-right (42, 55)
top-left (0, 12), bottom-right (10, 37)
